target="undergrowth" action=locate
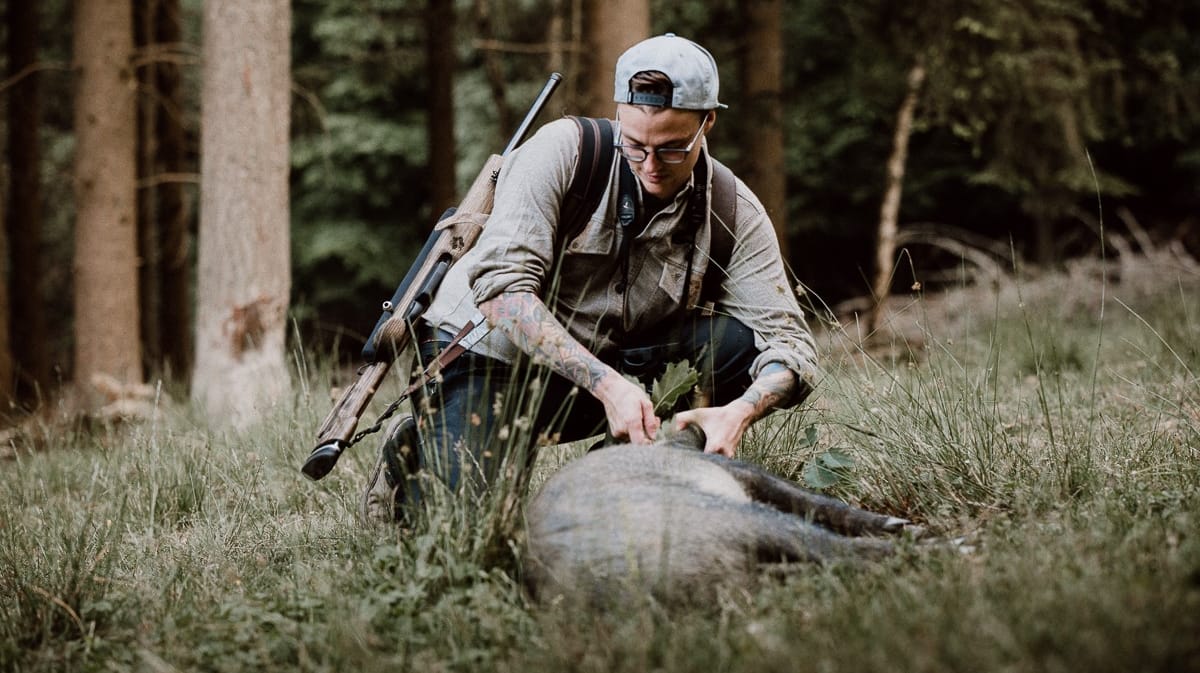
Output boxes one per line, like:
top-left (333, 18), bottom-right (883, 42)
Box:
top-left (1, 254), bottom-right (1198, 672)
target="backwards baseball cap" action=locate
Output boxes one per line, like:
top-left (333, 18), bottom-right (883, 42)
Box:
top-left (614, 33), bottom-right (726, 110)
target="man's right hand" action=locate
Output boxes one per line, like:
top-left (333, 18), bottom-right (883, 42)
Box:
top-left (479, 291), bottom-right (660, 444)
top-left (595, 371), bottom-right (660, 444)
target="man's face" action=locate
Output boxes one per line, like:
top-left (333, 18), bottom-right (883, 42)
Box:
top-left (615, 105), bottom-right (714, 200)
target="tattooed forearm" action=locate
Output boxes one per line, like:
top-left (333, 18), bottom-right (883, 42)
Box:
top-left (736, 363), bottom-right (798, 420)
top-left (478, 292), bottom-right (612, 393)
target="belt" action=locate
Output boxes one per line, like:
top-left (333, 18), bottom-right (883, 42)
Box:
top-left (416, 320), bottom-right (459, 345)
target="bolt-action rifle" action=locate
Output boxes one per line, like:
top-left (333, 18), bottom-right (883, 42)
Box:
top-left (301, 73), bottom-right (563, 481)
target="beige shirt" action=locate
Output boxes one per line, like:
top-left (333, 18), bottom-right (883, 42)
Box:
top-left (422, 117), bottom-right (818, 384)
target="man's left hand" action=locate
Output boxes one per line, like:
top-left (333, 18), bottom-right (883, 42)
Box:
top-left (673, 402), bottom-right (754, 458)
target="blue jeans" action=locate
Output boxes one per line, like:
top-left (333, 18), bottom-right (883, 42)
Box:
top-left (406, 314), bottom-right (760, 499)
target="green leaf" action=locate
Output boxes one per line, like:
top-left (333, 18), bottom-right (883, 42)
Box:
top-left (802, 462), bottom-right (842, 489)
top-left (651, 360), bottom-right (700, 413)
top-left (818, 448), bottom-right (856, 470)
top-left (801, 425), bottom-right (819, 448)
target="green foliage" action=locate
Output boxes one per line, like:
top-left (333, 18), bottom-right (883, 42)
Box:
top-left (650, 360), bottom-right (700, 414)
top-left (803, 446), bottom-right (856, 490)
top-left (290, 0), bottom-right (434, 351)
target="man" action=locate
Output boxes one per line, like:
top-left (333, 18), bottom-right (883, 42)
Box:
top-left (369, 34), bottom-right (817, 512)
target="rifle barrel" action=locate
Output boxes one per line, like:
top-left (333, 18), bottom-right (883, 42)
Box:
top-left (502, 72), bottom-right (563, 156)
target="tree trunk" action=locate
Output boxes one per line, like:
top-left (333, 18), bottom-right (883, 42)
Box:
top-left (192, 0), bottom-right (291, 427)
top-left (73, 0), bottom-right (142, 401)
top-left (6, 0), bottom-right (49, 405)
top-left (426, 0), bottom-right (457, 213)
top-left (136, 0), bottom-right (162, 376)
top-left (867, 58), bottom-right (925, 337)
top-left (472, 0), bottom-right (514, 139)
top-left (583, 0), bottom-right (649, 118)
top-left (739, 0), bottom-right (788, 260)
top-left (549, 0), bottom-right (583, 113)
top-left (155, 0), bottom-right (192, 381)
top-left (134, 0), bottom-right (191, 381)
top-left (0, 189), bottom-right (11, 408)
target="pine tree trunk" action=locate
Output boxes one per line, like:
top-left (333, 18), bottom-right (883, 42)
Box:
top-left (73, 0), bottom-right (142, 400)
top-left (6, 0), bottom-right (49, 404)
top-left (0, 191), bottom-right (11, 407)
top-left (426, 0), bottom-right (457, 214)
top-left (155, 0), bottom-right (192, 381)
top-left (867, 58), bottom-right (925, 337)
top-left (584, 0), bottom-right (649, 118)
top-left (136, 0), bottom-right (162, 376)
top-left (192, 0), bottom-right (291, 427)
top-left (134, 0), bottom-right (191, 381)
top-left (740, 0), bottom-right (788, 260)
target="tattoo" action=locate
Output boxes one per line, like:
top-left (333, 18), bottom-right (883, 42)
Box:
top-left (479, 292), bottom-right (611, 392)
top-left (736, 363), bottom-right (797, 420)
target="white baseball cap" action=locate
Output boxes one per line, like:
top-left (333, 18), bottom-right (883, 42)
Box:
top-left (614, 33), bottom-right (726, 110)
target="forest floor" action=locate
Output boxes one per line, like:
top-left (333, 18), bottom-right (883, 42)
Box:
top-left (2, 247), bottom-right (1198, 672)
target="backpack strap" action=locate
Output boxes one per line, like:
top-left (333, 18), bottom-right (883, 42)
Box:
top-left (700, 159), bottom-right (737, 305)
top-left (560, 116), bottom-right (616, 243)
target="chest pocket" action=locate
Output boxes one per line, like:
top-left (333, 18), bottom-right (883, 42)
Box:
top-left (551, 218), bottom-right (618, 311)
top-left (563, 217), bottom-right (615, 257)
top-left (651, 243), bottom-right (690, 306)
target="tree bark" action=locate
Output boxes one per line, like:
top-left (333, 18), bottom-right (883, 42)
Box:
top-left (583, 0), bottom-right (649, 118)
top-left (739, 0), bottom-right (788, 260)
top-left (6, 0), bottom-right (49, 404)
top-left (192, 0), bottom-right (291, 427)
top-left (426, 0), bottom-right (457, 213)
top-left (73, 0), bottom-right (142, 400)
top-left (867, 58), bottom-right (925, 337)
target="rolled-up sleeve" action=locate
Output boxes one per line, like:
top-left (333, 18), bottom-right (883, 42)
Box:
top-left (715, 181), bottom-right (820, 386)
top-left (466, 118), bottom-right (580, 304)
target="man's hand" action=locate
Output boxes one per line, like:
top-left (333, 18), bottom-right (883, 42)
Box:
top-left (674, 403), bottom-right (752, 457)
top-left (596, 372), bottom-right (660, 443)
top-left (675, 363), bottom-right (802, 458)
top-left (479, 292), bottom-right (660, 442)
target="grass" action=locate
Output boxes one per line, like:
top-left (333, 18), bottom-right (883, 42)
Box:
top-left (2, 252), bottom-right (1198, 672)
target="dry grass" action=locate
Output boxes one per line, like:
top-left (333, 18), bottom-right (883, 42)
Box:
top-left (2, 251), bottom-right (1198, 673)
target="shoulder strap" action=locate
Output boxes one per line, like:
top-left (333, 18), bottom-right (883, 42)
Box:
top-left (701, 159), bottom-right (737, 302)
top-left (560, 116), bottom-right (616, 244)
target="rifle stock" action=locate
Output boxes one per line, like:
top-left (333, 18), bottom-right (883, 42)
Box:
top-left (302, 72), bottom-right (562, 481)
top-left (368, 155), bottom-right (501, 356)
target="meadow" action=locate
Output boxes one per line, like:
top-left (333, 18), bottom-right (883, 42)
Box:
top-left (2, 250), bottom-right (1197, 672)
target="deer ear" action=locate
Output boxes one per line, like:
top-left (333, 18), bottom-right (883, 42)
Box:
top-left (662, 418), bottom-right (706, 451)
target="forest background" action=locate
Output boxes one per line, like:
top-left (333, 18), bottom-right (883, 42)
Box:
top-left (1, 0), bottom-right (1198, 420)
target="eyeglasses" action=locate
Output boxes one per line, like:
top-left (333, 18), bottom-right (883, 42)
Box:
top-left (614, 121), bottom-right (706, 165)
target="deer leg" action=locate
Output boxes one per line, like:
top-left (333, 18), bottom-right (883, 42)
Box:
top-left (744, 505), bottom-right (897, 563)
top-left (702, 455), bottom-right (910, 537)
